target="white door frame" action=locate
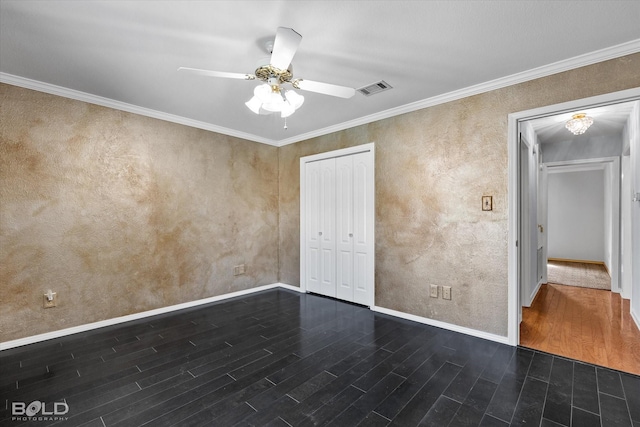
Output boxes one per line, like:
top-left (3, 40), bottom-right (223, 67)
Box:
top-left (538, 163), bottom-right (548, 286)
top-left (507, 87), bottom-right (640, 346)
top-left (300, 142), bottom-right (376, 307)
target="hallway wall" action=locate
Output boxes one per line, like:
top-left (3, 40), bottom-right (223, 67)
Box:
top-left (547, 170), bottom-right (605, 262)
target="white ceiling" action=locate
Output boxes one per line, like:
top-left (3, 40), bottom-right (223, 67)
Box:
top-left (1, 1), bottom-right (640, 146)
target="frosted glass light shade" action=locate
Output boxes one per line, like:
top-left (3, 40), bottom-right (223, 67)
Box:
top-left (245, 96), bottom-right (262, 114)
top-left (245, 84), bottom-right (304, 118)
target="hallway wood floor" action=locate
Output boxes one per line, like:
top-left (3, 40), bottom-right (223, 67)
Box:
top-left (2, 289), bottom-right (639, 426)
top-left (520, 283), bottom-right (640, 376)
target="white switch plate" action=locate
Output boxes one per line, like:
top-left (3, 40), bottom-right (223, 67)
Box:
top-left (442, 286), bottom-right (452, 300)
top-left (233, 264), bottom-right (246, 276)
top-left (43, 292), bottom-right (57, 308)
top-left (429, 284), bottom-right (439, 298)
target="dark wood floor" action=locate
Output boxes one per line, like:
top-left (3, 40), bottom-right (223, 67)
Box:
top-left (1, 289), bottom-right (639, 427)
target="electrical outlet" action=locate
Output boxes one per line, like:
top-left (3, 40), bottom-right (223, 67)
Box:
top-left (43, 290), bottom-right (57, 308)
top-left (233, 264), bottom-right (246, 276)
top-left (429, 284), bottom-right (439, 298)
top-left (442, 286), bottom-right (452, 300)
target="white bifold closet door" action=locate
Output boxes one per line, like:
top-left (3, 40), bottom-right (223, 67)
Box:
top-left (302, 146), bottom-right (374, 306)
top-left (305, 157), bottom-right (337, 296)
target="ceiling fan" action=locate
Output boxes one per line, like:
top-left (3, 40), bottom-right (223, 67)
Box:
top-left (178, 27), bottom-right (356, 119)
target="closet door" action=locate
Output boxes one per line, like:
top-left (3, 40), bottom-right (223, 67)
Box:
top-left (352, 152), bottom-right (373, 305)
top-left (305, 160), bottom-right (321, 293)
top-left (301, 143), bottom-right (374, 306)
top-left (336, 151), bottom-right (373, 304)
top-left (336, 155), bottom-right (354, 301)
top-left (318, 158), bottom-right (337, 297)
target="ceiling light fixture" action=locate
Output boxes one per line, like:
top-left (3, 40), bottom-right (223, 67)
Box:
top-left (565, 113), bottom-right (594, 135)
top-left (245, 81), bottom-right (304, 118)
top-left (245, 84), bottom-right (303, 118)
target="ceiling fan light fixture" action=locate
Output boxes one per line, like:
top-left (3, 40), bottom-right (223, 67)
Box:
top-left (246, 83), bottom-right (304, 117)
top-left (280, 102), bottom-right (296, 118)
top-left (565, 113), bottom-right (594, 135)
top-left (285, 90), bottom-right (304, 108)
top-left (244, 95), bottom-right (263, 114)
top-left (182, 27), bottom-right (356, 121)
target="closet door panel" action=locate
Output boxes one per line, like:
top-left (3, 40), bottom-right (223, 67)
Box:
top-left (352, 152), bottom-right (372, 305)
top-left (305, 161), bottom-right (321, 293)
top-left (336, 155), bottom-right (354, 301)
top-left (319, 158), bottom-right (336, 297)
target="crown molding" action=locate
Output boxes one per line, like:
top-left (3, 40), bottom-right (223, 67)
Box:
top-left (275, 38), bottom-right (640, 146)
top-left (0, 73), bottom-right (280, 147)
top-left (2, 39), bottom-right (639, 147)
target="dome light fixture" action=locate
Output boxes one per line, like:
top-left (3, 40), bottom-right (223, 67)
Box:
top-left (565, 113), bottom-right (594, 135)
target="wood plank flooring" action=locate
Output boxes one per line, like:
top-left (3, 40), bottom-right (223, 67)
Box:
top-left (1, 289), bottom-right (639, 426)
top-left (520, 282), bottom-right (640, 376)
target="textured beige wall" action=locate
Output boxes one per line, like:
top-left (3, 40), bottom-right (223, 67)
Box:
top-left (279, 54), bottom-right (640, 336)
top-left (2, 54), bottom-right (639, 343)
top-left (0, 84), bottom-right (279, 342)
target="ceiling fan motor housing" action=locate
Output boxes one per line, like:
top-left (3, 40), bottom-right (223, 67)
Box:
top-left (254, 57), bottom-right (293, 84)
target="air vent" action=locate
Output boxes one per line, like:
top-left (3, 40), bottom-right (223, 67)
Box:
top-left (357, 80), bottom-right (392, 96)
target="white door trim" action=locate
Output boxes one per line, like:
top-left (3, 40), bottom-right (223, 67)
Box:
top-left (507, 87), bottom-right (640, 346)
top-left (300, 143), bottom-right (376, 307)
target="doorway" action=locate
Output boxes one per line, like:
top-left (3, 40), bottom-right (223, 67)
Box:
top-left (507, 88), bottom-right (640, 373)
top-left (543, 158), bottom-right (621, 292)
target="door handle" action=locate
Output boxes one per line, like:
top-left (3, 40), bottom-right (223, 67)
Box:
top-left (349, 233), bottom-right (353, 237)
top-left (538, 224), bottom-right (544, 233)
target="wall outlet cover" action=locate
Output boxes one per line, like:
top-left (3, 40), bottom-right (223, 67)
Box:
top-left (443, 286), bottom-right (452, 300)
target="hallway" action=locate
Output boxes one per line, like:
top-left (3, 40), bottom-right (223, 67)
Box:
top-left (520, 274), bottom-right (640, 375)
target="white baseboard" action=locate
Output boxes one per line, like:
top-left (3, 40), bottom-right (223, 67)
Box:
top-left (371, 305), bottom-right (510, 345)
top-left (524, 281), bottom-right (543, 308)
top-left (1, 282), bottom-right (511, 351)
top-left (632, 307), bottom-right (640, 332)
top-left (0, 283), bottom-right (302, 351)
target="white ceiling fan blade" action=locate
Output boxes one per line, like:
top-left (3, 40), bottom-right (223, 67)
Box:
top-left (178, 67), bottom-right (254, 80)
top-left (270, 27), bottom-right (302, 70)
top-left (294, 79), bottom-right (356, 99)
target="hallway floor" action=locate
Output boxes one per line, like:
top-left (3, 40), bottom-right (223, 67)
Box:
top-left (2, 289), bottom-right (639, 426)
top-left (520, 280), bottom-right (640, 376)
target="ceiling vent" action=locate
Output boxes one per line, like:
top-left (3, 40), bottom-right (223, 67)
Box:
top-left (357, 80), bottom-right (392, 96)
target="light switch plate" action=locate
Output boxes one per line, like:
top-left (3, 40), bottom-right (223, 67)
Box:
top-left (43, 292), bottom-right (57, 308)
top-left (429, 284), bottom-right (439, 298)
top-left (482, 196), bottom-right (493, 211)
